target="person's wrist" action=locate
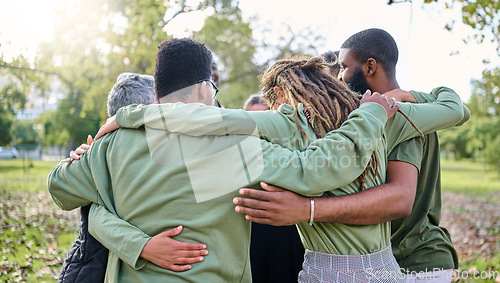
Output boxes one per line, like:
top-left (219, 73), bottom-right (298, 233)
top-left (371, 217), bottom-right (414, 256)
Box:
top-left (139, 238), bottom-right (153, 260)
top-left (300, 196), bottom-right (311, 223)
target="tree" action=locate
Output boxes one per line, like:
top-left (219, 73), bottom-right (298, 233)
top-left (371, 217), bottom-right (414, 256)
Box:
top-left (423, 0), bottom-right (500, 55)
top-left (1, 0), bottom-right (326, 147)
top-left (12, 120), bottom-right (41, 145)
top-left (0, 82), bottom-right (27, 145)
top-left (440, 67), bottom-right (500, 171)
top-left (467, 67), bottom-right (500, 170)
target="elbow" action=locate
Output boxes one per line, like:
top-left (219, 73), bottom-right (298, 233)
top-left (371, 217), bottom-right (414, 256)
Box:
top-left (391, 191), bottom-right (415, 218)
top-left (452, 109), bottom-right (465, 125)
top-left (390, 203), bottom-right (412, 219)
top-left (395, 205), bottom-right (413, 218)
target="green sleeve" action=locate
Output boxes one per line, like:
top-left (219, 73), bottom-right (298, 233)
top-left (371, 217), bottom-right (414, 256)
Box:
top-left (255, 102), bottom-right (387, 196)
top-left (385, 86), bottom-right (465, 151)
top-left (411, 87), bottom-right (470, 126)
top-left (387, 137), bottom-right (424, 172)
top-left (89, 203), bottom-right (150, 270)
top-left (47, 160), bottom-right (99, 210)
top-left (115, 103), bottom-right (300, 143)
top-left (47, 137), bottom-right (114, 211)
top-left (115, 104), bottom-right (147, 129)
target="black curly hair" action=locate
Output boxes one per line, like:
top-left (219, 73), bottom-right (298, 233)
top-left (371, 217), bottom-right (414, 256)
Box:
top-left (154, 38), bottom-right (213, 99)
top-left (341, 28), bottom-right (398, 79)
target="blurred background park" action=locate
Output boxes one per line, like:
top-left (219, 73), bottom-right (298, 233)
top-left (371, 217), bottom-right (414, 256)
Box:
top-left (0, 0), bottom-right (499, 281)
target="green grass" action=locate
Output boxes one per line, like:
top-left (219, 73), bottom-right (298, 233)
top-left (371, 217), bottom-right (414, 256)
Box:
top-left (1, 158), bottom-right (499, 281)
top-left (441, 158), bottom-right (500, 196)
top-left (0, 159), bottom-right (79, 282)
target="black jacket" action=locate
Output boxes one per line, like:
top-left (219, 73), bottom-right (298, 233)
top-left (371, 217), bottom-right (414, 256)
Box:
top-left (58, 204), bottom-right (109, 282)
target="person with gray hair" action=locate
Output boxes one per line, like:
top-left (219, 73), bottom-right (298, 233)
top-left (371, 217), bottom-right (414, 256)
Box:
top-left (59, 73), bottom-right (207, 282)
top-left (243, 94), bottom-right (269, 111)
top-left (107, 73), bottom-right (156, 117)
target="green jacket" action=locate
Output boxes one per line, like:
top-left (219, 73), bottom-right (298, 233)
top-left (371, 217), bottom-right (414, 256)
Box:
top-left (49, 102), bottom-right (389, 282)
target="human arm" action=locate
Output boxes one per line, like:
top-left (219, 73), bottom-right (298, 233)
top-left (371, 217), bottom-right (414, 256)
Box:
top-left (387, 86), bottom-right (466, 149)
top-left (253, 92), bottom-right (398, 196)
top-left (234, 137), bottom-right (423, 225)
top-left (234, 160), bottom-right (418, 225)
top-left (89, 204), bottom-right (207, 271)
top-left (409, 88), bottom-right (470, 126)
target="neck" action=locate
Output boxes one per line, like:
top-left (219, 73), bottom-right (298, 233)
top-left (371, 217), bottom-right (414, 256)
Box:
top-left (369, 78), bottom-right (399, 94)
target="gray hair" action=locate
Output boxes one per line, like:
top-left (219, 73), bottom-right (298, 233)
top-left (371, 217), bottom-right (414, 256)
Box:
top-left (107, 73), bottom-right (156, 117)
top-left (243, 94), bottom-right (265, 110)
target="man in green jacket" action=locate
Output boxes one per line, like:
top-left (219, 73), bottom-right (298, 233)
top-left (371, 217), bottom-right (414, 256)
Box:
top-left (86, 54), bottom-right (466, 282)
top-left (48, 38), bottom-right (400, 282)
top-left (232, 29), bottom-right (462, 282)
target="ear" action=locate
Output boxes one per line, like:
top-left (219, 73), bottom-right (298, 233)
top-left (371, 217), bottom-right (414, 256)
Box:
top-left (365, 58), bottom-right (378, 77)
top-left (273, 86), bottom-right (283, 96)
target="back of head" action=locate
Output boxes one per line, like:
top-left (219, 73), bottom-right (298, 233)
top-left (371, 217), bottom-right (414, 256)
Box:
top-left (155, 38), bottom-right (213, 100)
top-left (321, 50), bottom-right (340, 78)
top-left (260, 56), bottom-right (360, 138)
top-left (341, 28), bottom-right (398, 78)
top-left (243, 94), bottom-right (269, 111)
top-left (107, 73), bottom-right (155, 117)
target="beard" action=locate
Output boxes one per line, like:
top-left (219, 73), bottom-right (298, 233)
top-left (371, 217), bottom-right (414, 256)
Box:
top-left (347, 67), bottom-right (371, 94)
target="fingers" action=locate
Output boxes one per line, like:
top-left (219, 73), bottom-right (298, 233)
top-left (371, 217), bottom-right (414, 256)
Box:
top-left (87, 135), bottom-right (94, 146)
top-left (234, 205), bottom-right (268, 218)
top-left (94, 129), bottom-right (105, 141)
top-left (260, 182), bottom-right (286, 192)
top-left (238, 188), bottom-right (272, 201)
top-left (168, 264), bottom-right (193, 272)
top-left (233, 196), bottom-right (269, 210)
top-left (70, 152), bottom-right (81, 161)
top-left (177, 249), bottom-right (208, 258)
top-left (244, 214), bottom-right (272, 225)
top-left (163, 225), bottom-right (183, 237)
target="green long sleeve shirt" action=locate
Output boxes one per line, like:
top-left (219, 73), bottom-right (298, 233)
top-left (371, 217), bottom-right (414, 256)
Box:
top-left (49, 102), bottom-right (390, 282)
top-left (85, 87), bottom-right (466, 271)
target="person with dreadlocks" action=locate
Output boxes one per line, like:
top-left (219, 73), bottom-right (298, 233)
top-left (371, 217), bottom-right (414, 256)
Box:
top-left (90, 50), bottom-right (466, 281)
top-left (234, 29), bottom-right (469, 282)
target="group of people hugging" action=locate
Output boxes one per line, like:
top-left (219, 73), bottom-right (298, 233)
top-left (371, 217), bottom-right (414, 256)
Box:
top-left (49, 28), bottom-right (467, 283)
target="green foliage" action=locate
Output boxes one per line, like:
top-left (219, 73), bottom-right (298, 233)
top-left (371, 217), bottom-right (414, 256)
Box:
top-left (1, 0), bottom-right (327, 147)
top-left (12, 120), bottom-right (41, 145)
top-left (0, 115), bottom-right (13, 146)
top-left (0, 83), bottom-right (26, 115)
top-left (35, 110), bottom-right (71, 148)
top-left (440, 67), bottom-right (500, 172)
top-left (194, 11), bottom-right (260, 108)
top-left (0, 82), bottom-right (27, 146)
top-left (423, 0), bottom-right (500, 54)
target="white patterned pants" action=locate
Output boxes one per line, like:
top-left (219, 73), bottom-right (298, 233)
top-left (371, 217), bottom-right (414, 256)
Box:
top-left (298, 245), bottom-right (404, 283)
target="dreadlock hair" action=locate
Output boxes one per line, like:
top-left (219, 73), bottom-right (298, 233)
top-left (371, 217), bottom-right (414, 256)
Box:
top-left (260, 56), bottom-right (378, 190)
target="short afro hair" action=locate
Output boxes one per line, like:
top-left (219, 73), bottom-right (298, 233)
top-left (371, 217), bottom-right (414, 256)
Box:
top-left (341, 28), bottom-right (398, 78)
top-left (154, 38), bottom-right (213, 99)
top-left (322, 50), bottom-right (339, 64)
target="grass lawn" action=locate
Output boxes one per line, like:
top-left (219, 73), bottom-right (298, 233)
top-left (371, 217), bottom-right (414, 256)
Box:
top-left (0, 158), bottom-right (499, 282)
top-left (441, 158), bottom-right (500, 195)
top-left (0, 159), bottom-right (79, 282)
